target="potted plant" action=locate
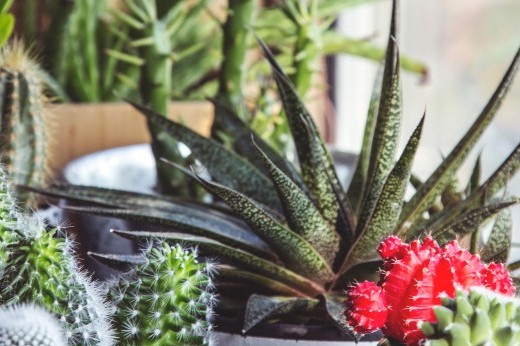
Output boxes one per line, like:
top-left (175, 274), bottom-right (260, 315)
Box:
top-left (30, 0), bottom-right (520, 344)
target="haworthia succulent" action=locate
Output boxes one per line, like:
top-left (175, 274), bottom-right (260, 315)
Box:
top-left (481, 209), bottom-right (512, 263)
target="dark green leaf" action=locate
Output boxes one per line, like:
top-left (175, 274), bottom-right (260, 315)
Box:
top-left (129, 101), bottom-right (282, 210)
top-left (255, 140), bottom-right (341, 265)
top-left (243, 294), bottom-right (319, 333)
top-left (481, 209), bottom-right (512, 263)
top-left (258, 38), bottom-right (355, 243)
top-left (88, 252), bottom-right (145, 271)
top-left (398, 48), bottom-right (520, 237)
top-left (192, 174), bottom-right (335, 284)
top-left (356, 1), bottom-right (401, 236)
top-left (112, 230), bottom-right (325, 296)
top-left (343, 115), bottom-right (423, 273)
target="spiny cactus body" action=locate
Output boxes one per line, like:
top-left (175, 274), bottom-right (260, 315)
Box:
top-left (109, 242), bottom-right (216, 345)
top-left (421, 288), bottom-right (520, 346)
top-left (0, 303), bottom-right (67, 346)
top-left (0, 42), bottom-right (49, 207)
top-left (345, 236), bottom-right (515, 345)
top-left (0, 168), bottom-right (114, 346)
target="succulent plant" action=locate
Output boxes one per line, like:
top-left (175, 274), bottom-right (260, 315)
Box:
top-left (33, 0), bottom-right (519, 336)
top-left (345, 236), bottom-right (515, 345)
top-left (0, 303), bottom-right (67, 346)
top-left (0, 166), bottom-right (115, 346)
top-left (0, 42), bottom-right (50, 207)
top-left (102, 241), bottom-right (216, 345)
top-left (421, 288), bottom-right (520, 346)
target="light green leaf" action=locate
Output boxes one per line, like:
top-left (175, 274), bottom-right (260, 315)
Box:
top-left (0, 13), bottom-right (14, 48)
top-left (356, 1), bottom-right (401, 236)
top-left (343, 115), bottom-right (423, 273)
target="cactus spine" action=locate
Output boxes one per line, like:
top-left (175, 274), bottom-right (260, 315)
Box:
top-left (0, 42), bottom-right (49, 207)
top-left (421, 288), bottom-right (520, 346)
top-left (109, 242), bottom-right (216, 345)
top-left (0, 168), bottom-right (114, 346)
top-left (0, 303), bottom-right (67, 346)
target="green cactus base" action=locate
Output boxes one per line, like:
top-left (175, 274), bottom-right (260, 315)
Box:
top-left (421, 288), bottom-right (520, 346)
top-left (110, 242), bottom-right (216, 346)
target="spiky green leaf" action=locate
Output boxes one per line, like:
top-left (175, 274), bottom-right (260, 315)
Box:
top-left (343, 115), bottom-right (423, 272)
top-left (254, 141), bottom-right (341, 265)
top-left (258, 38), bottom-right (355, 243)
top-left (243, 294), bottom-right (319, 333)
top-left (481, 209), bottom-right (512, 263)
top-left (191, 174), bottom-right (334, 284)
top-left (356, 1), bottom-right (401, 235)
top-left (432, 199), bottom-right (519, 244)
top-left (398, 48), bottom-right (520, 237)
top-left (465, 154), bottom-right (482, 195)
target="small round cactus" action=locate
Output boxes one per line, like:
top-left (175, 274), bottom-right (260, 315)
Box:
top-left (0, 303), bottom-right (67, 346)
top-left (109, 242), bottom-right (216, 345)
top-left (421, 288), bottom-right (520, 346)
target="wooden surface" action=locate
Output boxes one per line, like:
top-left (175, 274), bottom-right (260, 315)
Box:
top-left (45, 102), bottom-right (214, 171)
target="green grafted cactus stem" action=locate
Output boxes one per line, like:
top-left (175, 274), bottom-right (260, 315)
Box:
top-left (0, 42), bottom-right (49, 207)
top-left (0, 303), bottom-right (67, 346)
top-left (421, 288), bottom-right (520, 346)
top-left (109, 241), bottom-right (216, 345)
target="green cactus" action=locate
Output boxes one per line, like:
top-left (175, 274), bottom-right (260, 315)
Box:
top-left (108, 241), bottom-right (216, 346)
top-left (0, 42), bottom-right (49, 207)
top-left (0, 168), bottom-right (114, 346)
top-left (0, 303), bottom-right (67, 346)
top-left (421, 288), bottom-right (520, 346)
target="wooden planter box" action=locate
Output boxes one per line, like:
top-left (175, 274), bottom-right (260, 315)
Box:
top-left (45, 101), bottom-right (214, 172)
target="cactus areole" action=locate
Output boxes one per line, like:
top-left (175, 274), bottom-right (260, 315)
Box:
top-left (345, 236), bottom-right (515, 345)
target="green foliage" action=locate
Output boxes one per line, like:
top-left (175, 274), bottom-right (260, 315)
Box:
top-left (108, 242), bottom-right (216, 345)
top-left (0, 42), bottom-right (48, 207)
top-left (33, 0), bottom-right (519, 335)
top-left (0, 304), bottom-right (67, 346)
top-left (422, 288), bottom-right (520, 346)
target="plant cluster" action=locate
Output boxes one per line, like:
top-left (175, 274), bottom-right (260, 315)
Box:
top-left (34, 0), bottom-right (520, 336)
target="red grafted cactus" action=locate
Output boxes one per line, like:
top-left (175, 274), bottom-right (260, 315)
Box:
top-left (345, 236), bottom-right (515, 346)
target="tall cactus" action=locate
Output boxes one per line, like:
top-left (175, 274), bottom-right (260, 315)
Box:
top-left (108, 241), bottom-right (216, 345)
top-left (0, 303), bottom-right (67, 346)
top-left (0, 167), bottom-right (115, 346)
top-left (421, 288), bottom-right (520, 346)
top-left (0, 41), bottom-right (48, 207)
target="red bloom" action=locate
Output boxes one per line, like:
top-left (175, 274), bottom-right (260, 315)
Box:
top-left (345, 236), bottom-right (515, 346)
